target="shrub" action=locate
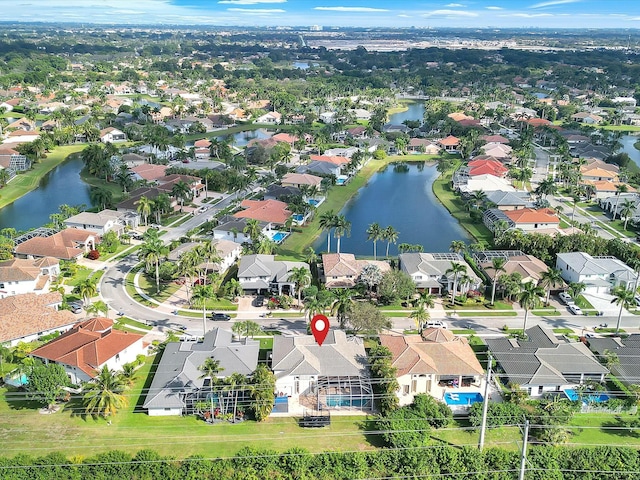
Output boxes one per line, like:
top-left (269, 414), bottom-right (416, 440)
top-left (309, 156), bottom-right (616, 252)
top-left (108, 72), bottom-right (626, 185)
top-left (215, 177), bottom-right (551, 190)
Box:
top-left (87, 249), bottom-right (100, 260)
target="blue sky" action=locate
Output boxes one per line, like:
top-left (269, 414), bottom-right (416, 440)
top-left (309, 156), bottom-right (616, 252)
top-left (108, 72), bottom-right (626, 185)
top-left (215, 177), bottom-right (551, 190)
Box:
top-left (5, 0), bottom-right (640, 28)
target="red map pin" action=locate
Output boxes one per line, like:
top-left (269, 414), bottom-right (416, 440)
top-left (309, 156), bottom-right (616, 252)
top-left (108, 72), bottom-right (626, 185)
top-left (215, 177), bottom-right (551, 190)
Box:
top-left (311, 314), bottom-right (329, 346)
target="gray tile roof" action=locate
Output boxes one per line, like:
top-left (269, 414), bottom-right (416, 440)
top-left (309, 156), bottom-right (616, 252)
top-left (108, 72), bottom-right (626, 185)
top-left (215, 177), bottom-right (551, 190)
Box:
top-left (589, 335), bottom-right (640, 386)
top-left (238, 255), bottom-right (309, 285)
top-left (557, 252), bottom-right (636, 281)
top-left (143, 328), bottom-right (259, 411)
top-left (485, 191), bottom-right (532, 207)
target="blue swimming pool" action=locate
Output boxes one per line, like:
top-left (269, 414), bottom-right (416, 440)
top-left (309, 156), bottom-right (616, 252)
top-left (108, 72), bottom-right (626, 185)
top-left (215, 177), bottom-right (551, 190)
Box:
top-left (444, 392), bottom-right (483, 406)
top-left (4, 373), bottom-right (28, 388)
top-left (335, 178), bottom-right (346, 186)
top-left (271, 232), bottom-right (288, 243)
top-left (563, 389), bottom-right (610, 403)
top-left (307, 199), bottom-right (320, 206)
top-left (293, 214), bottom-right (304, 221)
top-left (325, 395), bottom-right (366, 407)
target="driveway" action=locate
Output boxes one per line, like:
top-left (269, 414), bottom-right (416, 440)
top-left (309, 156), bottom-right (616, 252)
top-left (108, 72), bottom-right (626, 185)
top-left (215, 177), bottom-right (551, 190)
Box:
top-left (582, 292), bottom-right (632, 316)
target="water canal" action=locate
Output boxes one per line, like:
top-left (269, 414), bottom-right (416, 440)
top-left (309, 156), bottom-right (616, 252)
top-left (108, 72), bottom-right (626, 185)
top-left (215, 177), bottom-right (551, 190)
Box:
top-left (313, 162), bottom-right (471, 256)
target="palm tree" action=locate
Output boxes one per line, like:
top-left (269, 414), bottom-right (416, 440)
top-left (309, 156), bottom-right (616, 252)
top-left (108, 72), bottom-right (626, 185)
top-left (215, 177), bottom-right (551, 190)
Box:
top-left (318, 210), bottom-right (337, 253)
top-left (366, 222), bottom-right (383, 260)
top-left (518, 281), bottom-right (544, 336)
top-left (611, 285), bottom-right (635, 334)
top-left (199, 357), bottom-right (224, 414)
top-left (171, 181), bottom-right (192, 212)
top-left (612, 184), bottom-right (629, 219)
top-left (119, 363), bottom-right (138, 388)
top-left (486, 257), bottom-right (507, 306)
top-left (383, 225), bottom-right (399, 258)
top-left (538, 268), bottom-right (564, 306)
top-left (567, 282), bottom-right (586, 300)
top-left (449, 240), bottom-right (466, 255)
top-left (331, 288), bottom-right (355, 329)
top-left (620, 199), bottom-right (636, 230)
top-left (192, 284), bottom-right (214, 337)
top-left (288, 266), bottom-right (311, 307)
top-left (85, 300), bottom-right (109, 318)
top-left (73, 277), bottom-right (98, 308)
top-left (225, 372), bottom-right (247, 421)
top-left (445, 262), bottom-right (467, 305)
top-left (135, 196), bottom-right (153, 226)
top-left (333, 214), bottom-right (351, 254)
top-left (410, 304), bottom-right (430, 332)
top-left (243, 219), bottom-right (262, 245)
top-left (83, 365), bottom-right (128, 418)
top-left (139, 231), bottom-right (169, 294)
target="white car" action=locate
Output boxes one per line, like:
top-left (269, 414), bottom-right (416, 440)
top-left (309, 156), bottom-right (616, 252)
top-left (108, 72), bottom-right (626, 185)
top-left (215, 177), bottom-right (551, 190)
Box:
top-left (423, 320), bottom-right (448, 329)
top-left (568, 304), bottom-right (583, 315)
top-left (558, 292), bottom-right (573, 305)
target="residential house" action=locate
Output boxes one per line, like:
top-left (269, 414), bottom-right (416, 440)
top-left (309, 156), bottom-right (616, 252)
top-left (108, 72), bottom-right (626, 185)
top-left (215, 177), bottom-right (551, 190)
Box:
top-left (398, 252), bottom-right (481, 295)
top-left (437, 135), bottom-right (460, 153)
top-left (263, 185), bottom-right (301, 202)
top-left (481, 143), bottom-right (512, 160)
top-left (157, 174), bottom-right (205, 199)
top-left (0, 147), bottom-right (30, 172)
top-left (580, 159), bottom-right (619, 182)
top-left (143, 328), bottom-right (259, 416)
top-left (0, 257), bottom-right (60, 298)
top-left (599, 192), bottom-right (640, 217)
top-left (556, 251), bottom-right (637, 294)
top-left (407, 138), bottom-right (440, 155)
top-left (214, 216), bottom-right (271, 244)
top-left (319, 111), bottom-right (337, 124)
top-left (297, 160), bottom-right (341, 178)
top-left (457, 174), bottom-right (515, 194)
top-left (281, 173), bottom-right (322, 189)
top-left (99, 127), bottom-right (127, 143)
top-left (320, 253), bottom-right (390, 289)
top-left (467, 158), bottom-right (509, 177)
top-left (237, 254), bottom-right (309, 295)
top-left (485, 191), bottom-right (532, 211)
top-left (482, 208), bottom-right (560, 234)
top-left (271, 330), bottom-right (373, 414)
top-left (475, 250), bottom-right (550, 285)
top-left (30, 317), bottom-right (145, 385)
top-left (349, 108), bottom-right (371, 121)
top-left (481, 134), bottom-right (509, 144)
top-left (233, 199), bottom-right (292, 227)
top-left (14, 229), bottom-right (98, 261)
top-left (117, 186), bottom-right (175, 216)
top-left (572, 112), bottom-right (604, 124)
top-left (485, 325), bottom-right (608, 397)
top-left (584, 180), bottom-right (635, 200)
top-left (379, 331), bottom-right (485, 406)
top-left (4, 130), bottom-right (40, 145)
top-left (255, 111), bottom-right (282, 124)
top-left (0, 292), bottom-right (77, 346)
top-left (588, 335), bottom-right (640, 388)
top-left (63, 209), bottom-right (130, 236)
top-left (167, 239), bottom-right (241, 273)
top-left (130, 164), bottom-right (169, 182)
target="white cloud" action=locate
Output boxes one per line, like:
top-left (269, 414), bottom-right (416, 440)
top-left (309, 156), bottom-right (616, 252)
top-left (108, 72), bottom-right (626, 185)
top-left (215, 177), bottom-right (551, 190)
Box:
top-left (226, 8), bottom-right (285, 13)
top-left (500, 13), bottom-right (554, 17)
top-left (422, 9), bottom-right (478, 17)
top-left (218, 0), bottom-right (286, 4)
top-left (314, 6), bottom-right (389, 12)
top-left (486, 6), bottom-right (503, 10)
top-left (445, 3), bottom-right (464, 6)
top-left (530, 0), bottom-right (580, 9)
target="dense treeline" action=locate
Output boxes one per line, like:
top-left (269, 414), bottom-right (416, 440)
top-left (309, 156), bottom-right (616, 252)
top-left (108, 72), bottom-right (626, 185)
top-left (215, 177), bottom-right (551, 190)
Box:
top-left (0, 445), bottom-right (639, 479)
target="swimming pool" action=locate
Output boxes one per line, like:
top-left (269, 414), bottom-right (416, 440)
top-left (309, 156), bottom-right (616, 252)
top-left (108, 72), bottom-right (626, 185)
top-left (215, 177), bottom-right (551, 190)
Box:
top-left (307, 199), bottom-right (320, 206)
top-left (293, 214), bottom-right (304, 222)
top-left (335, 178), bottom-right (346, 186)
top-left (325, 395), bottom-right (366, 407)
top-left (563, 389), bottom-right (610, 404)
top-left (443, 392), bottom-right (483, 406)
top-left (4, 373), bottom-right (28, 388)
top-left (271, 232), bottom-right (288, 243)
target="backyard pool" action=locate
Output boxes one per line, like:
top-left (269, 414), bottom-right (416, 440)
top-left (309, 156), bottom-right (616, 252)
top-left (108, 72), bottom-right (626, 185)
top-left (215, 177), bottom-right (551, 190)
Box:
top-left (307, 199), bottom-right (320, 206)
top-left (563, 389), bottom-right (610, 403)
top-left (271, 232), bottom-right (289, 243)
top-left (443, 392), bottom-right (483, 406)
top-left (293, 214), bottom-right (305, 222)
top-left (4, 373), bottom-right (28, 388)
top-left (325, 395), bottom-right (367, 407)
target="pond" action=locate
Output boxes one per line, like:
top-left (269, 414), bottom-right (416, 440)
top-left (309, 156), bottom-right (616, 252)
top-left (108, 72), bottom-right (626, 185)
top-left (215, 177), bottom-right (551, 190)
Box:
top-left (388, 101), bottom-right (425, 125)
top-left (0, 154), bottom-right (93, 232)
top-left (619, 134), bottom-right (640, 168)
top-left (213, 128), bottom-right (271, 147)
top-left (313, 163), bottom-right (470, 256)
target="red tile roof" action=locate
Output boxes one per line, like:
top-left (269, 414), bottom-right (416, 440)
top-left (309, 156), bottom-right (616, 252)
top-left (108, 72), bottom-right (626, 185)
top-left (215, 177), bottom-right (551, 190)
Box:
top-left (467, 159), bottom-right (508, 177)
top-left (131, 164), bottom-right (169, 181)
top-left (504, 208), bottom-right (559, 224)
top-left (14, 229), bottom-right (97, 260)
top-left (438, 135), bottom-right (460, 146)
top-left (31, 317), bottom-right (143, 378)
top-left (234, 199), bottom-right (291, 225)
top-left (309, 155), bottom-right (350, 166)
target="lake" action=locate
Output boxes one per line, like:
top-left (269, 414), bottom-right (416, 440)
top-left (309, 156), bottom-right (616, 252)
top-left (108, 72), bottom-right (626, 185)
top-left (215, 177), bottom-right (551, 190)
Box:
top-left (313, 163), bottom-right (470, 256)
top-left (0, 154), bottom-right (92, 232)
top-left (388, 101), bottom-right (425, 125)
top-left (619, 134), bottom-right (640, 168)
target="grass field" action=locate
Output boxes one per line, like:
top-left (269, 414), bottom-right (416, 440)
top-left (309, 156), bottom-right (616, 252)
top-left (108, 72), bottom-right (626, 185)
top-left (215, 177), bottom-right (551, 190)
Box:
top-left (0, 145), bottom-right (87, 210)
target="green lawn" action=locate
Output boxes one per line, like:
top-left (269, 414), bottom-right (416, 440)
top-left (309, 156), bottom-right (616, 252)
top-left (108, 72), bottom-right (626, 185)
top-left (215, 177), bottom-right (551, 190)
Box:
top-left (0, 145), bottom-right (87, 210)
top-left (79, 168), bottom-right (126, 206)
top-left (65, 266), bottom-right (93, 287)
top-left (116, 317), bottom-right (153, 331)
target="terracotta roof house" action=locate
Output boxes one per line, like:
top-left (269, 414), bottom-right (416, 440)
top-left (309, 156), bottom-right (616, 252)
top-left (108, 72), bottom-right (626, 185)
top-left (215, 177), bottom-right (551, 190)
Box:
top-left (526, 118), bottom-right (553, 128)
top-left (0, 292), bottom-right (77, 346)
top-left (503, 208), bottom-right (560, 230)
top-left (379, 332), bottom-right (485, 406)
top-left (398, 252), bottom-right (481, 295)
top-left (437, 135), bottom-right (460, 152)
top-left (0, 257), bottom-right (60, 298)
top-left (30, 317), bottom-right (145, 384)
top-left (481, 143), bottom-right (513, 160)
top-left (320, 253), bottom-right (391, 289)
top-left (130, 164), bottom-right (169, 182)
top-left (309, 155), bottom-right (351, 166)
top-left (271, 330), bottom-right (373, 414)
top-left (408, 138), bottom-right (440, 155)
top-left (156, 174), bottom-right (205, 198)
top-left (234, 199), bottom-right (291, 226)
top-left (4, 130), bottom-right (40, 144)
top-left (475, 250), bottom-right (551, 285)
top-left (194, 139), bottom-right (211, 149)
top-left (237, 254), bottom-right (309, 295)
top-left (281, 173), bottom-right (322, 188)
top-left (14, 229), bottom-right (98, 260)
top-left (583, 180), bottom-right (635, 199)
top-left (580, 160), bottom-right (619, 182)
top-left (143, 328), bottom-right (259, 416)
top-left (485, 325), bottom-right (607, 398)
top-left (447, 112), bottom-right (474, 122)
top-left (467, 158), bottom-right (509, 177)
top-left (481, 134), bottom-right (509, 144)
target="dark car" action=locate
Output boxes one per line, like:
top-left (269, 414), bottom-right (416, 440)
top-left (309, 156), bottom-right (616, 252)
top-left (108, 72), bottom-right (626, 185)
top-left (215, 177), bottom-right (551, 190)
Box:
top-left (254, 296), bottom-right (264, 307)
top-left (177, 325), bottom-right (188, 331)
top-left (211, 313), bottom-right (231, 321)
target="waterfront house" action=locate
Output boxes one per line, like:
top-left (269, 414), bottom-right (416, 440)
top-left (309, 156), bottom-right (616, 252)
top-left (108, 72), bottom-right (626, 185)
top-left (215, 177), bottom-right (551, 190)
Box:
top-left (63, 209), bottom-right (130, 236)
top-left (14, 229), bottom-right (98, 261)
top-left (320, 253), bottom-right (390, 289)
top-left (99, 127), bottom-right (127, 143)
top-left (237, 254), bottom-right (309, 295)
top-left (398, 252), bottom-right (481, 295)
top-left (379, 331), bottom-right (485, 406)
top-left (130, 164), bottom-right (169, 182)
top-left (281, 173), bottom-right (322, 189)
top-left (556, 251), bottom-right (637, 294)
top-left (213, 216), bottom-right (271, 244)
top-left (30, 317), bottom-right (145, 385)
top-left (233, 199), bottom-right (292, 227)
top-left (485, 325), bottom-right (607, 398)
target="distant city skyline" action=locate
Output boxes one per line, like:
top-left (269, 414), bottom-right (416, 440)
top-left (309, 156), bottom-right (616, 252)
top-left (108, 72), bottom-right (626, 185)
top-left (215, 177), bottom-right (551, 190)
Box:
top-left (4, 0), bottom-right (640, 29)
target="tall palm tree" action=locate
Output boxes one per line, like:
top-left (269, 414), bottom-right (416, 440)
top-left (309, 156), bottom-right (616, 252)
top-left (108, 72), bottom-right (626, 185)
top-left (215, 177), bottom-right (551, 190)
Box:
top-left (192, 284), bottom-right (214, 337)
top-left (486, 257), bottom-right (507, 306)
top-left (139, 231), bottom-right (169, 294)
top-left (620, 199), bottom-right (636, 230)
top-left (225, 372), bottom-right (247, 421)
top-left (612, 184), bottom-right (629, 220)
top-left (383, 225), bottom-right (399, 258)
top-left (171, 181), bottom-right (192, 212)
top-left (288, 266), bottom-right (311, 307)
top-left (611, 285), bottom-right (636, 334)
top-left (199, 357), bottom-right (224, 413)
top-left (135, 196), bottom-right (153, 226)
top-left (366, 222), bottom-right (383, 260)
top-left (449, 240), bottom-right (466, 255)
top-left (410, 304), bottom-right (430, 333)
top-left (243, 219), bottom-right (262, 245)
top-left (518, 281), bottom-right (544, 336)
top-left (178, 249), bottom-right (200, 304)
top-left (567, 282), bottom-right (586, 300)
top-left (538, 267), bottom-right (564, 306)
top-left (331, 288), bottom-right (355, 329)
top-left (83, 365), bottom-right (128, 418)
top-left (197, 240), bottom-right (222, 286)
top-left (318, 210), bottom-right (337, 253)
top-left (445, 262), bottom-right (467, 305)
top-left (73, 277), bottom-right (98, 308)
top-left (333, 214), bottom-right (351, 254)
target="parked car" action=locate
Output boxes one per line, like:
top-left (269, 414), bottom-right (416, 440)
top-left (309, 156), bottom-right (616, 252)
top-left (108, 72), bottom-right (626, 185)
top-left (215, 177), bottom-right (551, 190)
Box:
top-left (423, 320), bottom-right (448, 329)
top-left (177, 325), bottom-right (188, 331)
top-left (558, 292), bottom-right (573, 305)
top-left (70, 305), bottom-right (83, 314)
top-left (211, 312), bottom-right (231, 321)
top-left (254, 296), bottom-right (264, 307)
top-left (568, 304), bottom-right (583, 315)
